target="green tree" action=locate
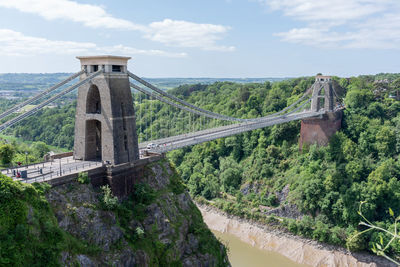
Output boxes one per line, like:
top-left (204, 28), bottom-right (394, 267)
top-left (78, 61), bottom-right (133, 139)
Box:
top-left (375, 126), bottom-right (396, 158)
top-left (0, 144), bottom-right (15, 165)
top-left (345, 89), bottom-right (374, 110)
top-left (219, 157), bottom-right (242, 193)
top-left (31, 141), bottom-right (50, 158)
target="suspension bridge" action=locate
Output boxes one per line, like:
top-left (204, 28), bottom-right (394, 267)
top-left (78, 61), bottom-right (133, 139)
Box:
top-left (0, 56), bottom-right (342, 195)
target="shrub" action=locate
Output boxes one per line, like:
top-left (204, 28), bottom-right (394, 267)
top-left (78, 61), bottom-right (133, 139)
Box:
top-left (101, 185), bottom-right (118, 210)
top-left (330, 226), bottom-right (347, 245)
top-left (346, 230), bottom-right (367, 251)
top-left (0, 144), bottom-right (15, 165)
top-left (169, 173), bottom-right (186, 195)
top-left (297, 215), bottom-right (314, 238)
top-left (135, 227), bottom-right (145, 239)
top-left (288, 220), bottom-right (298, 234)
top-left (77, 172), bottom-right (89, 184)
top-left (312, 220), bottom-right (330, 242)
top-left (266, 194), bottom-right (278, 207)
top-left (133, 183), bottom-right (155, 205)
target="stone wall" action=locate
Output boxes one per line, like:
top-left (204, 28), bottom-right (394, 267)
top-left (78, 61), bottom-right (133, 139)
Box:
top-left (47, 154), bottom-right (165, 198)
top-left (73, 73), bottom-right (140, 165)
top-left (48, 152), bottom-right (74, 161)
top-left (45, 165), bottom-right (106, 187)
top-left (106, 154), bottom-right (165, 198)
top-left (299, 110), bottom-right (343, 149)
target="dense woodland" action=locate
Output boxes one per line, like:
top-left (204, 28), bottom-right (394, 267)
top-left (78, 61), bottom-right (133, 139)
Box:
top-left (1, 73), bottom-right (400, 258)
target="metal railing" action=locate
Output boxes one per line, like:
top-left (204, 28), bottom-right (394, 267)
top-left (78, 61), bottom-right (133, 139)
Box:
top-left (9, 160), bottom-right (102, 184)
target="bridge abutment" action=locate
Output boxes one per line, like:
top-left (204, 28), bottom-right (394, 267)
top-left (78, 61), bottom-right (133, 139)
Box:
top-left (299, 110), bottom-right (342, 149)
top-left (105, 154), bottom-right (165, 198)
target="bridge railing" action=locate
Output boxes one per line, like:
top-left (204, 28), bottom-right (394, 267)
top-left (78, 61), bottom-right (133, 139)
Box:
top-left (9, 161), bottom-right (103, 184)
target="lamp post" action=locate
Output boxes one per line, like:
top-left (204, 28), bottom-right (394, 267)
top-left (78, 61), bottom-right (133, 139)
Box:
top-left (25, 151), bottom-right (28, 166)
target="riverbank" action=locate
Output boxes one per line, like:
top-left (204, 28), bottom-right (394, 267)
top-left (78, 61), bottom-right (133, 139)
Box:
top-left (197, 204), bottom-right (396, 267)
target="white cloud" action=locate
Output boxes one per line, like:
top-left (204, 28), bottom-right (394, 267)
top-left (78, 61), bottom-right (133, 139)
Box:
top-left (0, 29), bottom-right (95, 56)
top-left (262, 0), bottom-right (400, 49)
top-left (275, 28), bottom-right (347, 47)
top-left (0, 0), bottom-right (145, 31)
top-left (263, 0), bottom-right (389, 23)
top-left (101, 44), bottom-right (187, 58)
top-left (0, 0), bottom-right (235, 52)
top-left (144, 19), bottom-right (235, 52)
top-left (0, 29), bottom-right (187, 58)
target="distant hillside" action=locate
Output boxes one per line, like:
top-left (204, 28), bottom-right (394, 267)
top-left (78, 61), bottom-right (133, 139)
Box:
top-left (0, 73), bottom-right (289, 90)
top-left (0, 73), bottom-right (72, 84)
top-left (0, 73), bottom-right (290, 101)
top-left (142, 77), bottom-right (290, 90)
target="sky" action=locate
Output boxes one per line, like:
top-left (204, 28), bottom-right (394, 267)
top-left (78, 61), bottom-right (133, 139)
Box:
top-left (0, 0), bottom-right (400, 77)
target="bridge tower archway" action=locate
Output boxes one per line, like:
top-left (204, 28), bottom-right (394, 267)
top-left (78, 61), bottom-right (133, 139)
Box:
top-left (311, 75), bottom-right (334, 112)
top-left (86, 84), bottom-right (101, 114)
top-left (85, 119), bottom-right (102, 160)
top-left (73, 56), bottom-right (139, 165)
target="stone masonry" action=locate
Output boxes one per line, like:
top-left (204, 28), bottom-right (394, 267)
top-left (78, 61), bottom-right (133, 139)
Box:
top-left (299, 110), bottom-right (343, 148)
top-left (73, 56), bottom-right (139, 165)
top-left (300, 75), bottom-right (342, 148)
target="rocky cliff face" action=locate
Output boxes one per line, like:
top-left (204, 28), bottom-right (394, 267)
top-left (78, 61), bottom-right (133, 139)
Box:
top-left (46, 159), bottom-right (229, 266)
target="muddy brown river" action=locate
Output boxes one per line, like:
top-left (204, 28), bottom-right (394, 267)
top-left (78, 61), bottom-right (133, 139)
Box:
top-left (200, 205), bottom-right (387, 267)
top-left (213, 230), bottom-right (310, 267)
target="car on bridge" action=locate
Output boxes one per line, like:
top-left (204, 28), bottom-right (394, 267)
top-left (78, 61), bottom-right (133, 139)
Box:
top-left (146, 143), bottom-right (159, 149)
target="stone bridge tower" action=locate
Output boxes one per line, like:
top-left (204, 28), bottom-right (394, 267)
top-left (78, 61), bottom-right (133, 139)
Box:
top-left (73, 55), bottom-right (139, 165)
top-left (311, 75), bottom-right (334, 112)
top-left (299, 75), bottom-right (342, 148)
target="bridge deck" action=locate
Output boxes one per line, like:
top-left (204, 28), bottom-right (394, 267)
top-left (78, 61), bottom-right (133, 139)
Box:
top-left (143, 111), bottom-right (325, 153)
top-left (1, 156), bottom-right (102, 184)
top-left (3, 152), bottom-right (160, 184)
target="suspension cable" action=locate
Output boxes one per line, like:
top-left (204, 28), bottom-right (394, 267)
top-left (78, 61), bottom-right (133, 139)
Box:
top-left (130, 82), bottom-right (314, 135)
top-left (0, 70), bottom-right (85, 121)
top-left (0, 69), bottom-right (102, 132)
top-left (129, 71), bottom-right (316, 123)
top-left (129, 71), bottom-right (248, 122)
top-left (130, 83), bottom-right (244, 121)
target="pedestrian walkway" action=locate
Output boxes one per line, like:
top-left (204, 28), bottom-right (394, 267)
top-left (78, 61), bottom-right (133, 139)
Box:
top-left (1, 156), bottom-right (102, 184)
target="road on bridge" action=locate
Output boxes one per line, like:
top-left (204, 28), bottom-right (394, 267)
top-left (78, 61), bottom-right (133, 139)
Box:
top-left (140, 110), bottom-right (325, 153)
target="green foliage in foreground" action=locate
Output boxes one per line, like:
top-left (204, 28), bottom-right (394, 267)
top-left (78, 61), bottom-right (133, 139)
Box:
top-left (0, 175), bottom-right (99, 266)
top-left (0, 175), bottom-right (103, 266)
top-left (348, 203), bottom-right (400, 264)
top-left (0, 175), bottom-right (62, 266)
